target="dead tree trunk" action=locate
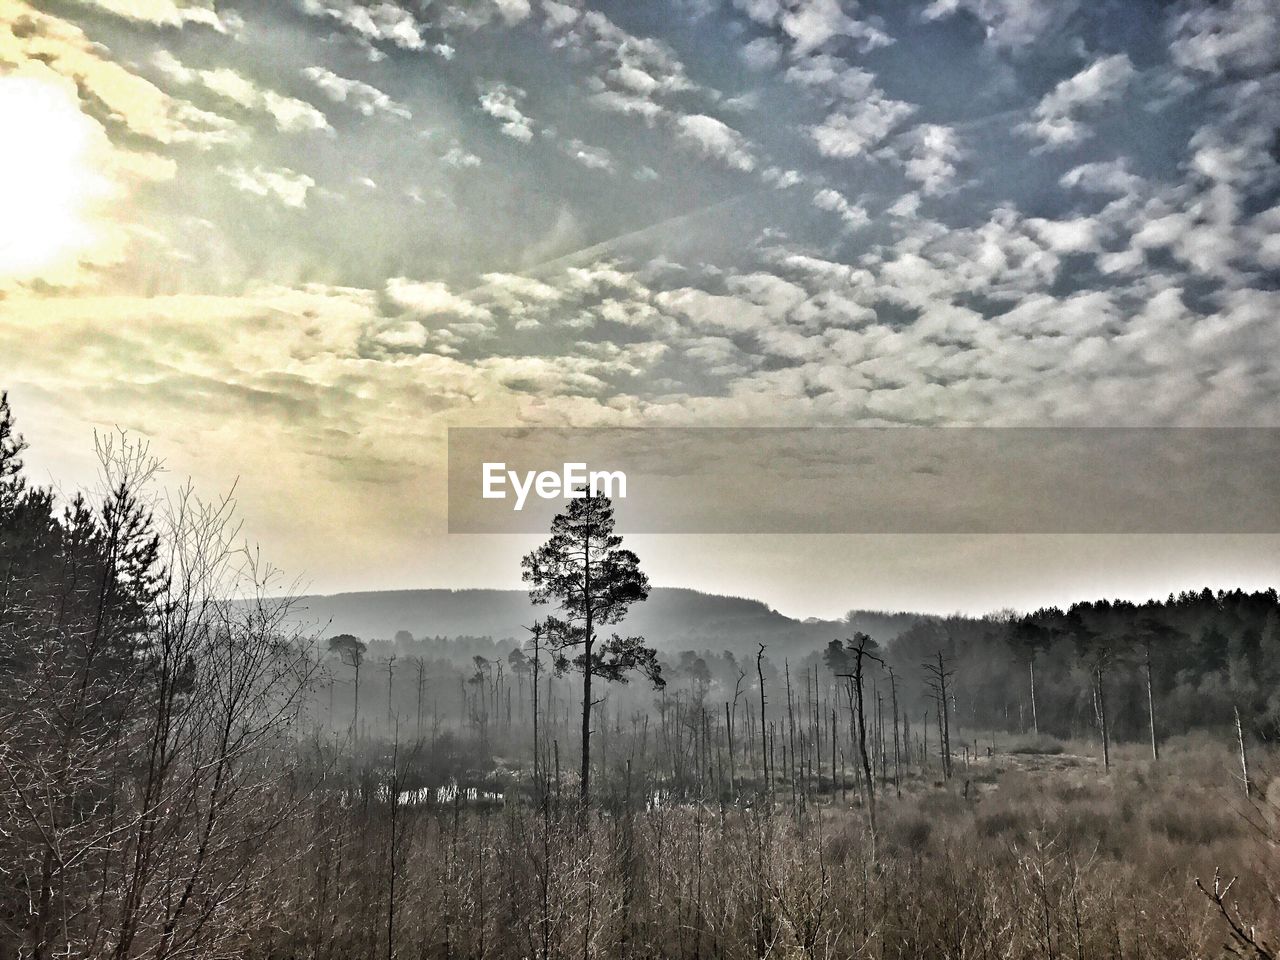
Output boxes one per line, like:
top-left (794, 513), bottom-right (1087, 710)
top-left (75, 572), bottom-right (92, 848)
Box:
top-left (1028, 655), bottom-right (1039, 737)
top-left (785, 660), bottom-right (798, 813)
top-left (757, 644), bottom-right (769, 798)
top-left (1095, 664), bottom-right (1110, 773)
top-left (528, 623), bottom-right (543, 801)
top-left (888, 667), bottom-right (901, 798)
top-left (1235, 705), bottom-right (1251, 798)
top-left (924, 653), bottom-right (954, 780)
top-left (1145, 641), bottom-right (1159, 761)
top-left (838, 635), bottom-right (880, 840)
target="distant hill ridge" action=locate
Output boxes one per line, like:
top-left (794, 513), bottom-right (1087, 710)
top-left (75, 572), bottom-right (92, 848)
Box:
top-left (283, 587), bottom-right (925, 655)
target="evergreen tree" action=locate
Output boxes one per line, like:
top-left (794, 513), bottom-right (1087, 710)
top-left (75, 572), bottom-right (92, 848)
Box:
top-left (522, 492), bottom-right (663, 811)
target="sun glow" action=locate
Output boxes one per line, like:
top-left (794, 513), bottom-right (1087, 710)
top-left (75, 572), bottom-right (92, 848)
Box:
top-left (0, 76), bottom-right (113, 280)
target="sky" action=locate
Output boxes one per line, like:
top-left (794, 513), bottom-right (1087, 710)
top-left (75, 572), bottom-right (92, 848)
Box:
top-left (2, 0), bottom-right (1278, 619)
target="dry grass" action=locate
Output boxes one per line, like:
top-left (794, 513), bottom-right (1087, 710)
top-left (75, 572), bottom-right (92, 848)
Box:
top-left (236, 734), bottom-right (1279, 960)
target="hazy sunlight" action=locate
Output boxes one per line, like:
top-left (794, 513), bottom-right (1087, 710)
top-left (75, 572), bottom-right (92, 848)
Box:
top-left (0, 77), bottom-right (109, 280)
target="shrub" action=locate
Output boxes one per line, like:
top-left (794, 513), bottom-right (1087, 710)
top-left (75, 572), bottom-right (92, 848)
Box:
top-left (1006, 735), bottom-right (1066, 755)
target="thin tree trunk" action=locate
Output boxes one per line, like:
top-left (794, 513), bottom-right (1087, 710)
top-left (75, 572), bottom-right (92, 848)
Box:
top-left (353, 660), bottom-right (361, 737)
top-left (1235, 704), bottom-right (1251, 798)
top-left (830, 707), bottom-right (837, 801)
top-left (785, 660), bottom-right (797, 812)
top-left (935, 705), bottom-right (945, 779)
top-left (756, 645), bottom-right (768, 798)
top-left (889, 670), bottom-right (901, 798)
top-left (532, 626), bottom-right (542, 800)
top-left (387, 735), bottom-right (399, 960)
top-left (580, 543), bottom-right (593, 815)
top-left (1145, 644), bottom-right (1159, 761)
top-left (1096, 665), bottom-right (1110, 773)
top-left (853, 670), bottom-right (875, 838)
top-left (725, 701), bottom-right (736, 799)
top-left (1029, 655), bottom-right (1039, 737)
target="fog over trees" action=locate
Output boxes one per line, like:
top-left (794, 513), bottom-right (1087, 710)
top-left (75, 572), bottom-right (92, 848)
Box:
top-left (1, 393), bottom-right (1277, 960)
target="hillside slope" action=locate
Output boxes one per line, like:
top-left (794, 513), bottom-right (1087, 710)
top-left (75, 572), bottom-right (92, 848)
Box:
top-left (283, 587), bottom-right (924, 654)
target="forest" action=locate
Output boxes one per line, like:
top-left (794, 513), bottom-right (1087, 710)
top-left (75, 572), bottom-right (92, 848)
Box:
top-left (1, 390), bottom-right (1277, 960)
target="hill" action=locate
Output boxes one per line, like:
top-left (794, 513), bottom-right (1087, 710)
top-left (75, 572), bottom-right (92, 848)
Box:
top-left (282, 587), bottom-right (924, 655)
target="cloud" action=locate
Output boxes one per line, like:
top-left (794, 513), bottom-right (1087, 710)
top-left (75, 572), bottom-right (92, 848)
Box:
top-left (434, 0), bottom-right (532, 30)
top-left (478, 272), bottom-right (564, 305)
top-left (921, 0), bottom-right (1078, 51)
top-left (1, 5), bottom-right (241, 148)
top-left (886, 192), bottom-right (921, 218)
top-left (1112, 169), bottom-right (1278, 282)
top-left (372, 319), bottom-right (428, 350)
top-left (809, 95), bottom-right (916, 158)
top-left (734, 0), bottom-right (892, 55)
top-left (0, 283), bottom-right (562, 572)
top-left (8, 245), bottom-right (1280, 615)
top-left (812, 188), bottom-right (868, 227)
top-left (153, 52), bottom-right (332, 134)
top-left (218, 165), bottom-right (315, 207)
top-left (478, 82), bottom-right (534, 142)
top-left (1170, 0), bottom-right (1278, 77)
top-left (494, 0), bottom-right (532, 25)
top-left (542, 6), bottom-right (702, 124)
top-left (67, 0), bottom-right (243, 33)
top-left (562, 139), bottom-right (615, 172)
top-left (476, 356), bottom-right (611, 396)
top-left (588, 89), bottom-right (666, 122)
top-left (684, 336), bottom-right (751, 376)
top-left (302, 66), bottom-right (411, 120)
top-left (1059, 159), bottom-right (1142, 195)
top-left (672, 114), bottom-right (756, 171)
top-left (762, 167), bottom-right (803, 188)
top-left (9, 5), bottom-right (1278, 437)
top-left (385, 277), bottom-right (493, 325)
top-left (778, 0), bottom-right (892, 55)
top-left (1019, 54), bottom-right (1134, 148)
top-left (441, 142), bottom-right (482, 168)
top-left (10, 0), bottom-right (1280, 610)
top-left (891, 124), bottom-right (964, 194)
top-left (299, 0), bottom-right (427, 51)
top-left (657, 287), bottom-right (774, 335)
top-left (532, 4), bottom-right (765, 175)
top-left (733, 0), bottom-right (782, 23)
top-left (1025, 215), bottom-right (1106, 254)
top-left (1181, 70), bottom-right (1280, 193)
top-left (740, 36), bottom-right (782, 71)
top-left (866, 206), bottom-right (1065, 305)
top-left (784, 55), bottom-right (877, 102)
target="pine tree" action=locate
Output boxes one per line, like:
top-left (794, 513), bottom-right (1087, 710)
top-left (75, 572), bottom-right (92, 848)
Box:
top-left (522, 492), bottom-right (663, 812)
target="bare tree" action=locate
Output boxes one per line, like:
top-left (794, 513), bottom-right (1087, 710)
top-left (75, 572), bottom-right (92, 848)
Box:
top-left (757, 644), bottom-right (769, 798)
top-left (837, 633), bottom-right (881, 839)
top-left (923, 651), bottom-right (954, 780)
top-left (1135, 617), bottom-right (1175, 762)
top-left (0, 408), bottom-right (320, 959)
top-left (329, 634), bottom-right (367, 737)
